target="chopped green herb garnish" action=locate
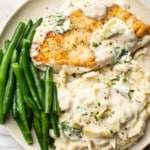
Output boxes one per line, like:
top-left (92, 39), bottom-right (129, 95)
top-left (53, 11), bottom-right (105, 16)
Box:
top-left (130, 89), bottom-right (135, 93)
top-left (114, 47), bottom-right (129, 59)
top-left (90, 111), bottom-right (93, 115)
top-left (72, 44), bottom-right (77, 49)
top-left (61, 121), bottom-right (83, 140)
top-left (110, 129), bottom-right (114, 134)
top-left (92, 42), bottom-right (99, 47)
top-left (57, 83), bottom-right (61, 88)
top-left (72, 73), bottom-right (76, 78)
top-left (94, 112), bottom-right (99, 121)
top-left (80, 40), bottom-right (84, 44)
top-left (122, 77), bottom-right (128, 83)
top-left (97, 102), bottom-right (101, 106)
top-left (124, 127), bottom-right (128, 130)
top-left (77, 106), bottom-right (80, 109)
top-left (82, 113), bottom-right (88, 116)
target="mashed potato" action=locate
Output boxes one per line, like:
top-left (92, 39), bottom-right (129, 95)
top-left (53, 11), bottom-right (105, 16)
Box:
top-left (53, 59), bottom-right (150, 150)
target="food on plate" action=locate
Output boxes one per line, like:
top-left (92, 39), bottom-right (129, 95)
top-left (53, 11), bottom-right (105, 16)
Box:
top-left (31, 0), bottom-right (150, 149)
top-left (0, 0), bottom-right (150, 150)
top-left (53, 60), bottom-right (150, 150)
top-left (30, 0), bottom-right (150, 73)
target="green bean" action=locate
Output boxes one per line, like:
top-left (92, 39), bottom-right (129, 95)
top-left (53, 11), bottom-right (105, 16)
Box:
top-left (33, 116), bottom-right (43, 148)
top-left (0, 22), bottom-right (25, 123)
top-left (49, 136), bottom-right (54, 148)
top-left (52, 83), bottom-right (61, 116)
top-left (24, 19), bottom-right (33, 39)
top-left (17, 20), bottom-right (33, 50)
top-left (12, 63), bottom-right (33, 128)
top-left (0, 49), bottom-right (3, 64)
top-left (41, 112), bottom-right (49, 150)
top-left (26, 107), bottom-right (33, 130)
top-left (3, 50), bottom-right (19, 115)
top-left (12, 63), bottom-right (30, 97)
top-left (12, 92), bottom-right (19, 120)
top-left (4, 40), bottom-right (10, 50)
top-left (30, 63), bottom-right (44, 106)
top-left (16, 119), bottom-right (33, 144)
top-left (16, 83), bottom-right (30, 133)
top-left (20, 39), bottom-right (42, 110)
top-left (44, 67), bottom-right (53, 114)
top-left (26, 18), bottom-right (43, 41)
top-left (50, 114), bottom-right (60, 138)
top-left (24, 96), bottom-right (40, 118)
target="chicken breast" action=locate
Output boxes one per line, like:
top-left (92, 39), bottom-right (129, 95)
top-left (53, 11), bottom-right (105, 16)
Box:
top-left (32, 5), bottom-right (150, 71)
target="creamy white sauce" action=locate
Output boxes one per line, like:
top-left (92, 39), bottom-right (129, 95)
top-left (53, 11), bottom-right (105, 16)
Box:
top-left (33, 13), bottom-right (71, 44)
top-left (72, 0), bottom-right (114, 20)
top-left (32, 0), bottom-right (117, 45)
top-left (134, 45), bottom-right (150, 71)
top-left (30, 0), bottom-right (132, 71)
top-left (112, 75), bottom-right (131, 98)
top-left (67, 0), bottom-right (129, 20)
top-left (90, 18), bottom-right (137, 67)
top-left (54, 60), bottom-right (150, 150)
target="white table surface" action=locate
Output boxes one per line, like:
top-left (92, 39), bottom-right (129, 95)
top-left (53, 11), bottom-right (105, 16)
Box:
top-left (0, 0), bottom-right (150, 150)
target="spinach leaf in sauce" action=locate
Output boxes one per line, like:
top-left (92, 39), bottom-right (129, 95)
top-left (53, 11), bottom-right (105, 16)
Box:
top-left (61, 121), bottom-right (83, 141)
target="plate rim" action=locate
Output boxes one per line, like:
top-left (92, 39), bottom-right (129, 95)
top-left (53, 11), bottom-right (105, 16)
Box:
top-left (0, 0), bottom-right (27, 37)
top-left (0, 0), bottom-right (150, 150)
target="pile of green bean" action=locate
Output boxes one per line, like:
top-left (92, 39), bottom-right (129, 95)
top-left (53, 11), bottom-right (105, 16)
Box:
top-left (0, 19), bottom-right (61, 150)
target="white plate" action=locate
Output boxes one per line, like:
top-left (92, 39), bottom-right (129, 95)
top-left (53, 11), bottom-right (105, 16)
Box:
top-left (0, 0), bottom-right (150, 149)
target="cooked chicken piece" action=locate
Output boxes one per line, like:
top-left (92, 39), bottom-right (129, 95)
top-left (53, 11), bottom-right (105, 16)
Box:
top-left (34, 5), bottom-right (150, 69)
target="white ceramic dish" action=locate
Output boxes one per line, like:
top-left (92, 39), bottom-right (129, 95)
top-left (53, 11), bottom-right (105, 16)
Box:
top-left (0, 0), bottom-right (150, 149)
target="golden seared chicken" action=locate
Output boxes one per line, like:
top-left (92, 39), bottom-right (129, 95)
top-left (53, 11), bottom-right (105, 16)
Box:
top-left (31, 5), bottom-right (150, 72)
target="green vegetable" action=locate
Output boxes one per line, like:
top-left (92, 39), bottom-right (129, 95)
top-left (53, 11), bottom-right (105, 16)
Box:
top-left (52, 83), bottom-right (61, 116)
top-left (30, 63), bottom-right (44, 106)
top-left (12, 63), bottom-right (30, 97)
top-left (17, 20), bottom-right (33, 50)
top-left (16, 83), bottom-right (30, 133)
top-left (12, 92), bottom-right (19, 120)
top-left (0, 49), bottom-right (3, 64)
top-left (33, 116), bottom-right (43, 148)
top-left (113, 47), bottom-right (130, 60)
top-left (3, 50), bottom-right (19, 115)
top-left (4, 40), bottom-right (10, 50)
top-left (26, 18), bottom-right (43, 41)
top-left (26, 107), bottom-right (33, 130)
top-left (44, 67), bottom-right (53, 114)
top-left (24, 96), bottom-right (40, 118)
top-left (0, 18), bottom-right (62, 148)
top-left (16, 119), bottom-right (33, 144)
top-left (24, 19), bottom-right (33, 39)
top-left (20, 39), bottom-right (42, 110)
top-left (51, 114), bottom-right (60, 137)
top-left (41, 112), bottom-right (49, 150)
top-left (61, 121), bottom-right (82, 140)
top-left (55, 13), bottom-right (66, 26)
top-left (113, 75), bottom-right (131, 98)
top-left (49, 136), bottom-right (54, 148)
top-left (0, 22), bottom-right (25, 123)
